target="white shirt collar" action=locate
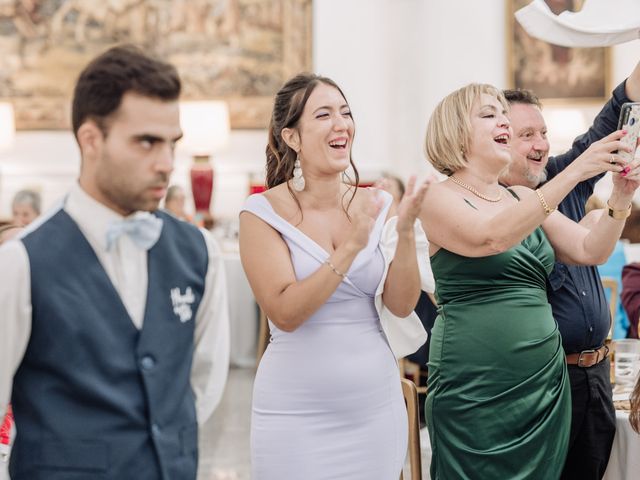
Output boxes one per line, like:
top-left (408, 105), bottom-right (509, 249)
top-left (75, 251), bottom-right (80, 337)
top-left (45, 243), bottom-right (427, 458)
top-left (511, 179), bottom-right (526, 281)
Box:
top-left (65, 183), bottom-right (157, 252)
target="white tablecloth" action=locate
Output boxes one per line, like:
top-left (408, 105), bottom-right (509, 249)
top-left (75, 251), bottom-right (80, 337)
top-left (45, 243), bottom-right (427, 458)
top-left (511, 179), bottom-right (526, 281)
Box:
top-left (223, 252), bottom-right (259, 368)
top-left (420, 411), bottom-right (640, 480)
top-left (603, 410), bottom-right (640, 480)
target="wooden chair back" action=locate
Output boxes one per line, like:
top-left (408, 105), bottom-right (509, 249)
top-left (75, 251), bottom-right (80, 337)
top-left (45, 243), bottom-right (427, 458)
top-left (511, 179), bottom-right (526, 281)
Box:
top-left (601, 276), bottom-right (618, 340)
top-left (399, 378), bottom-right (422, 480)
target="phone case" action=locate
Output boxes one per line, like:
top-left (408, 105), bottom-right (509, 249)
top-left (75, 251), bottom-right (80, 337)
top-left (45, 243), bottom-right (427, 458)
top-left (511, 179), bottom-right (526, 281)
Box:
top-left (618, 102), bottom-right (640, 164)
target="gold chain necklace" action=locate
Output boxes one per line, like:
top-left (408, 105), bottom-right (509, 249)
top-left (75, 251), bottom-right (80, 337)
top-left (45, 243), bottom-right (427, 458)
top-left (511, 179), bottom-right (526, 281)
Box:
top-left (449, 176), bottom-right (502, 203)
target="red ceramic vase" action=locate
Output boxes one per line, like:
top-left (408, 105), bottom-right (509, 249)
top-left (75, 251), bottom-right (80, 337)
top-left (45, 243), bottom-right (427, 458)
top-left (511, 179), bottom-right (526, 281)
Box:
top-left (190, 156), bottom-right (214, 214)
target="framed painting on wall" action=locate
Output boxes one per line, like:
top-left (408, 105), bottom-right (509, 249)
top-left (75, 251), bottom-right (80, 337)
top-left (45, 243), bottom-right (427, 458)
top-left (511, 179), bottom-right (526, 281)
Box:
top-left (506, 0), bottom-right (611, 103)
top-left (0, 0), bottom-right (312, 130)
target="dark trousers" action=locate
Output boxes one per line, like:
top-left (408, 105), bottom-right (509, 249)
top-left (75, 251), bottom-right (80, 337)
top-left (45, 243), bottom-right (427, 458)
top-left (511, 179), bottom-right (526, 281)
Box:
top-left (560, 358), bottom-right (616, 480)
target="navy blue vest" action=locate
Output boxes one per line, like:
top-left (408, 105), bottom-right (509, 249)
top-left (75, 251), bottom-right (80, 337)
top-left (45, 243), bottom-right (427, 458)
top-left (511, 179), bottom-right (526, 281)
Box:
top-left (10, 209), bottom-right (208, 480)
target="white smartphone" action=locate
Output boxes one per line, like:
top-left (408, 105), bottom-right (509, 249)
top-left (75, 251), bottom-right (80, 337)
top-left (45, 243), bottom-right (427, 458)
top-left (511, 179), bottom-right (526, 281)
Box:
top-left (617, 102), bottom-right (640, 164)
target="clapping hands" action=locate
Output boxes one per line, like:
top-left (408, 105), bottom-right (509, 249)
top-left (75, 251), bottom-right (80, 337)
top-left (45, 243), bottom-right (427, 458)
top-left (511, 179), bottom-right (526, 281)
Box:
top-left (379, 175), bottom-right (431, 234)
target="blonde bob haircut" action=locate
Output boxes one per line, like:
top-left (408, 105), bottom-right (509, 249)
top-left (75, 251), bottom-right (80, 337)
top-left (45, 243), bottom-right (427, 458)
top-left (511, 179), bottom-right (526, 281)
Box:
top-left (425, 83), bottom-right (508, 176)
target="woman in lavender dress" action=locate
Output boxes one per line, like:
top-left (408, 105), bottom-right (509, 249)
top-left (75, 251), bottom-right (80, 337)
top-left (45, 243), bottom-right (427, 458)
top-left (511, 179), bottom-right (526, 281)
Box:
top-left (239, 73), bottom-right (430, 480)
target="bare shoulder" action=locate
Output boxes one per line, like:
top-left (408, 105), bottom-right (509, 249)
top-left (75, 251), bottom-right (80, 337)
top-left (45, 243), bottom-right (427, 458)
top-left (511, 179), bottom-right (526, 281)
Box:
top-left (261, 183), bottom-right (290, 205)
top-left (260, 184), bottom-right (300, 220)
top-left (419, 180), bottom-right (462, 225)
top-left (505, 184), bottom-right (534, 199)
top-left (239, 193), bottom-right (286, 249)
top-left (420, 179), bottom-right (497, 225)
top-left (422, 178), bottom-right (456, 206)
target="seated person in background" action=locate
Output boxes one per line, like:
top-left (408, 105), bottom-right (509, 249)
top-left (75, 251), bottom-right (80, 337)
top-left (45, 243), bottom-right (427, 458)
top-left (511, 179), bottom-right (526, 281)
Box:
top-left (621, 262), bottom-right (640, 338)
top-left (163, 185), bottom-right (189, 220)
top-left (11, 190), bottom-right (41, 226)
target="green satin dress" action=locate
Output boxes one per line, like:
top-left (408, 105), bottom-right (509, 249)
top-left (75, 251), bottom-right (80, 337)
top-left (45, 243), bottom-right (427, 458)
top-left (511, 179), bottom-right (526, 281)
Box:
top-left (425, 227), bottom-right (570, 479)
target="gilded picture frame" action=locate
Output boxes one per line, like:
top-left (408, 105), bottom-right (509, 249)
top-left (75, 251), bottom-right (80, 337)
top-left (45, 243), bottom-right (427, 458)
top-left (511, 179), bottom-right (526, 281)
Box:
top-left (506, 0), bottom-right (611, 104)
top-left (0, 0), bottom-right (313, 130)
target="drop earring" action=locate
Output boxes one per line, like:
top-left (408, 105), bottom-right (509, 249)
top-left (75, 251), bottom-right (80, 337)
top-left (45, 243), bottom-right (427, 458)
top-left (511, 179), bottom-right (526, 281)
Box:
top-left (292, 154), bottom-right (305, 192)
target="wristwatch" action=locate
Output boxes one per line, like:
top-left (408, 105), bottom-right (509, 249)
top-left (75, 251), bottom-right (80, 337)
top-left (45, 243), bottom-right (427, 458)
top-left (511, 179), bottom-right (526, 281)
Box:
top-left (607, 201), bottom-right (632, 220)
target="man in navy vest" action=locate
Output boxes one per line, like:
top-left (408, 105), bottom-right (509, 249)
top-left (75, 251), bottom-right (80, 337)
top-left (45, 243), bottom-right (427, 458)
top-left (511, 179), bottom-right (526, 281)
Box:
top-left (500, 62), bottom-right (640, 480)
top-left (0, 45), bottom-right (230, 480)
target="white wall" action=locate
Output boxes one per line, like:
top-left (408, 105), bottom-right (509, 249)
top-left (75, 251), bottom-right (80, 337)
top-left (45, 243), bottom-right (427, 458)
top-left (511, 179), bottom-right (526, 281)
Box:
top-left (0, 130), bottom-right (268, 220)
top-left (2, 0), bottom-right (640, 218)
top-left (313, 0), bottom-right (506, 179)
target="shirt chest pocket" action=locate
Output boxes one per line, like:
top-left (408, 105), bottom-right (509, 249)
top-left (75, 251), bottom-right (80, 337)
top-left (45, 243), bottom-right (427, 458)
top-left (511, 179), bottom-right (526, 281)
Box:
top-left (548, 263), bottom-right (568, 291)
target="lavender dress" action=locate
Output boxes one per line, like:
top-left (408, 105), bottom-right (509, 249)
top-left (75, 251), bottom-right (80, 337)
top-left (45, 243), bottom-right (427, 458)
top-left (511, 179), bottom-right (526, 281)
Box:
top-left (242, 193), bottom-right (407, 480)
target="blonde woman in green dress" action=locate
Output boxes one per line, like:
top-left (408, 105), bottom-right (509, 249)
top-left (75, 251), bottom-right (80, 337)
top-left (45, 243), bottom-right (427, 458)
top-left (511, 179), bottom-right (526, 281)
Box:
top-left (419, 83), bottom-right (640, 479)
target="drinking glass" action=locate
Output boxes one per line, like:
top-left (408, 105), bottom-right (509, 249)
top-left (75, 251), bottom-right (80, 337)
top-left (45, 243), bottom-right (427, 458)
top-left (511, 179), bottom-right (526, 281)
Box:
top-left (614, 339), bottom-right (640, 387)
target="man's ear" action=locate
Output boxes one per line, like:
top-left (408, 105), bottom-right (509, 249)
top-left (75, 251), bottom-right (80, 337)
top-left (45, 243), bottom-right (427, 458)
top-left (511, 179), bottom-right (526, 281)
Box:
top-left (76, 121), bottom-right (104, 159)
top-left (281, 127), bottom-right (300, 152)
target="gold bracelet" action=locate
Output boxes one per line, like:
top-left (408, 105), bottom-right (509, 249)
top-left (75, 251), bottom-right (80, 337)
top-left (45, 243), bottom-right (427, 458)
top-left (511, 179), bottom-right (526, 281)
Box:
top-left (607, 200), bottom-right (632, 220)
top-left (324, 260), bottom-right (346, 278)
top-left (535, 188), bottom-right (555, 216)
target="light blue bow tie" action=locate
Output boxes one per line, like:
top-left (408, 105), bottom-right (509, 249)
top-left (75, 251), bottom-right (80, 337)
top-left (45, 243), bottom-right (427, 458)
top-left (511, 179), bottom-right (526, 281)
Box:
top-left (105, 215), bottom-right (163, 251)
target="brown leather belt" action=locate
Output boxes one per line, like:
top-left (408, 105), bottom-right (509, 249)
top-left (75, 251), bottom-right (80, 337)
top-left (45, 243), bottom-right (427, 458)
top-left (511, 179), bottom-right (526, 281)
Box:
top-left (565, 345), bottom-right (610, 368)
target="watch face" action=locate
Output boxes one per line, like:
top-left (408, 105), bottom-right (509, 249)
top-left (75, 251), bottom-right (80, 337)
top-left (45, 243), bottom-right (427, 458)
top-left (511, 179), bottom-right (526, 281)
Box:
top-left (608, 205), bottom-right (631, 220)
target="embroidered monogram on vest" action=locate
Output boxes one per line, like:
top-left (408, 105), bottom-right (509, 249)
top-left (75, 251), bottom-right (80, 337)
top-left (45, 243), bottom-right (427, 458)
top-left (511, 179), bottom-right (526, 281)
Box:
top-left (171, 287), bottom-right (195, 322)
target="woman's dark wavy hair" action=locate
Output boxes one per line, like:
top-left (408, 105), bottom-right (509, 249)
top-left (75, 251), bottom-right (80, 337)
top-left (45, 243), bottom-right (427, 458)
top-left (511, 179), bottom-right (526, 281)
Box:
top-left (265, 73), bottom-right (359, 217)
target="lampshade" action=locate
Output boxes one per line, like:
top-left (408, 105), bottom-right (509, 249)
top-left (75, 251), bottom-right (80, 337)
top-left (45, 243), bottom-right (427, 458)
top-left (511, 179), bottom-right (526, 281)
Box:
top-left (0, 102), bottom-right (16, 151)
top-left (180, 101), bottom-right (230, 156)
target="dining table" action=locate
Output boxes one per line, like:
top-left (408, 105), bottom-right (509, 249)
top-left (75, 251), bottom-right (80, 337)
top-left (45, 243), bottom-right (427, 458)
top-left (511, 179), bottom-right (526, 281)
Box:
top-left (603, 391), bottom-right (639, 480)
top-left (222, 249), bottom-right (259, 368)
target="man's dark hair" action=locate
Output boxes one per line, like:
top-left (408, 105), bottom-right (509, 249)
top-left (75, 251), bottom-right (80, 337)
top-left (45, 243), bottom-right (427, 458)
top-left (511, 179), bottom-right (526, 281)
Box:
top-left (502, 88), bottom-right (543, 108)
top-left (71, 44), bottom-right (181, 137)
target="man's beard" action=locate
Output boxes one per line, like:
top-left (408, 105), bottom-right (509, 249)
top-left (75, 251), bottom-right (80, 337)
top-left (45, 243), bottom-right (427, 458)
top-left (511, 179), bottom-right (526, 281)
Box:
top-left (525, 166), bottom-right (548, 188)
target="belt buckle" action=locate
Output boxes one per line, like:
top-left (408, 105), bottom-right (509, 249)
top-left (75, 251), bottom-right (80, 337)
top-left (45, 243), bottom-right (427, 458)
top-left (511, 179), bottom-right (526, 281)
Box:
top-left (578, 348), bottom-right (598, 367)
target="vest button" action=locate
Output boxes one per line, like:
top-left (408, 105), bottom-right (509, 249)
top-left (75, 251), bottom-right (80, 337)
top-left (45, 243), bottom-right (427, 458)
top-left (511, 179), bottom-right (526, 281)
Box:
top-left (140, 356), bottom-right (156, 370)
top-left (151, 423), bottom-right (161, 436)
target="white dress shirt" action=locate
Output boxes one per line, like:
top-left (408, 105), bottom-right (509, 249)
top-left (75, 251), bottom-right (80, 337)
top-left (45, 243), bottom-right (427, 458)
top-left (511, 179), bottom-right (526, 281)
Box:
top-left (375, 217), bottom-right (435, 358)
top-left (0, 184), bottom-right (230, 428)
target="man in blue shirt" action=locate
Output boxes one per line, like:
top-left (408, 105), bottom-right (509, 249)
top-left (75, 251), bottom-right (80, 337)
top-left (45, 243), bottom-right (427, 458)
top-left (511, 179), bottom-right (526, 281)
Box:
top-left (500, 64), bottom-right (640, 480)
